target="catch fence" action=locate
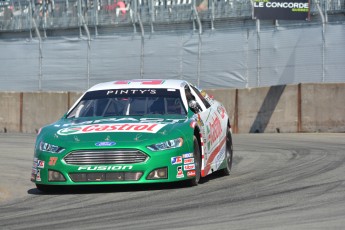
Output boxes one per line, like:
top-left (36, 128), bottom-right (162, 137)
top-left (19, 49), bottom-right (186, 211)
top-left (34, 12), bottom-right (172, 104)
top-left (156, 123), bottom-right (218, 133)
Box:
top-left (0, 0), bottom-right (344, 91)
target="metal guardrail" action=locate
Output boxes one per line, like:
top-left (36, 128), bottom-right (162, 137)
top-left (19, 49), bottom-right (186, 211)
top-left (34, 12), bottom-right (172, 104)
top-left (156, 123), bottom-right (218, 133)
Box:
top-left (0, 0), bottom-right (344, 32)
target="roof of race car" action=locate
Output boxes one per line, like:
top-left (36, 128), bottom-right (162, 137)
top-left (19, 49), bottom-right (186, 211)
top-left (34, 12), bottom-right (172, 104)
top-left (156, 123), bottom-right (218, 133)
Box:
top-left (87, 79), bottom-right (189, 92)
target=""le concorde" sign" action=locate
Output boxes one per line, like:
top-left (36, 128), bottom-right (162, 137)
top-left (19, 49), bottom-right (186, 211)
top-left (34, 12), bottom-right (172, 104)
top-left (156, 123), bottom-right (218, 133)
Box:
top-left (253, 0), bottom-right (310, 20)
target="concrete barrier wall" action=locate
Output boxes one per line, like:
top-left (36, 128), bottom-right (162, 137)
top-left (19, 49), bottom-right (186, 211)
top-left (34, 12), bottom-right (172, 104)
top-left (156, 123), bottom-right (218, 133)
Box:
top-left (22, 92), bottom-right (69, 133)
top-left (68, 92), bottom-right (84, 109)
top-left (206, 85), bottom-right (299, 133)
top-left (0, 83), bottom-right (344, 133)
top-left (0, 92), bottom-right (21, 133)
top-left (238, 84), bottom-right (299, 133)
top-left (301, 83), bottom-right (345, 133)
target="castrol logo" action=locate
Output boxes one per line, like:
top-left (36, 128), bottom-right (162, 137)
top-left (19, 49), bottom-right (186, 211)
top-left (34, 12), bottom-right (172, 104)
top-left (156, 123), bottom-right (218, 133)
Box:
top-left (208, 116), bottom-right (222, 145)
top-left (57, 123), bottom-right (165, 135)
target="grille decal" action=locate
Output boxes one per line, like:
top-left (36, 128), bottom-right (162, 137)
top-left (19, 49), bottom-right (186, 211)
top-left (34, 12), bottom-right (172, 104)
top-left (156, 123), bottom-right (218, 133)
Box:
top-left (64, 149), bottom-right (148, 165)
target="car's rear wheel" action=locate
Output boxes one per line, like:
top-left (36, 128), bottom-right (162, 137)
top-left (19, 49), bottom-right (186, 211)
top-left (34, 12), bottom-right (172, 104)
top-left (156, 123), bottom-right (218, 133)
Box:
top-left (185, 136), bottom-right (201, 186)
top-left (219, 128), bottom-right (233, 176)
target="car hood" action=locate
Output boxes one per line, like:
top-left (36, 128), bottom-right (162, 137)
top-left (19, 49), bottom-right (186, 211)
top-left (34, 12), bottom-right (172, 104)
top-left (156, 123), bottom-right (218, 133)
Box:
top-left (38, 115), bottom-right (192, 148)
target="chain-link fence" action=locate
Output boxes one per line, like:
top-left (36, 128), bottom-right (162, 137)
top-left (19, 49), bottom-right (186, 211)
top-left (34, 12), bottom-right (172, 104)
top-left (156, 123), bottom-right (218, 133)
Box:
top-left (0, 0), bottom-right (344, 91)
top-left (1, 0), bottom-right (344, 32)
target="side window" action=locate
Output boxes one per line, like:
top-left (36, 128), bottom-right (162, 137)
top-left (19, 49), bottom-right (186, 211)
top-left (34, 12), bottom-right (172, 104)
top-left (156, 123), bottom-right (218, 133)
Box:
top-left (184, 85), bottom-right (195, 103)
top-left (184, 85), bottom-right (203, 113)
top-left (72, 100), bottom-right (95, 117)
top-left (190, 85), bottom-right (211, 109)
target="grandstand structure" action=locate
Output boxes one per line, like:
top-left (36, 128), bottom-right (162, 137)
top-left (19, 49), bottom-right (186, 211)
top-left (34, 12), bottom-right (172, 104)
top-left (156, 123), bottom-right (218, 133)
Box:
top-left (1, 0), bottom-right (344, 34)
top-left (0, 0), bottom-right (344, 91)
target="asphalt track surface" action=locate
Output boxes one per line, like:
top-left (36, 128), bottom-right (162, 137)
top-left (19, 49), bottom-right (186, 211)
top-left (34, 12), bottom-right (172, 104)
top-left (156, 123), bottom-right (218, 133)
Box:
top-left (1, 133), bottom-right (345, 230)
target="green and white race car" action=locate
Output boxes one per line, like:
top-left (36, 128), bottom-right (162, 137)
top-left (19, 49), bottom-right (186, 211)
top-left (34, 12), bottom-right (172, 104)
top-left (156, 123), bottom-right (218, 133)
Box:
top-left (31, 79), bottom-right (233, 192)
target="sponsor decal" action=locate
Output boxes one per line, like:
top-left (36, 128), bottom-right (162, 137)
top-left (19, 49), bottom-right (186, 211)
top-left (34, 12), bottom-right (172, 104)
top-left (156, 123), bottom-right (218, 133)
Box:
top-left (217, 105), bottom-right (226, 119)
top-left (32, 158), bottom-right (38, 169)
top-left (95, 141), bottom-right (116, 147)
top-left (215, 143), bottom-right (226, 170)
top-left (106, 89), bottom-right (157, 96)
top-left (207, 115), bottom-right (223, 146)
top-left (210, 116), bottom-right (222, 143)
top-left (53, 118), bottom-right (184, 128)
top-left (36, 169), bottom-right (41, 181)
top-left (187, 170), bottom-right (196, 177)
top-left (49, 157), bottom-right (58, 166)
top-left (182, 153), bottom-right (193, 158)
top-left (201, 90), bottom-right (214, 103)
top-left (203, 137), bottom-right (207, 148)
top-left (190, 121), bottom-right (196, 128)
top-left (37, 160), bottom-right (45, 169)
top-left (184, 164), bottom-right (195, 171)
top-left (77, 165), bottom-right (133, 171)
top-left (200, 90), bottom-right (207, 97)
top-left (197, 114), bottom-right (204, 126)
top-left (204, 136), bottom-right (226, 176)
top-left (176, 166), bottom-right (184, 178)
top-left (57, 123), bottom-right (166, 136)
top-left (171, 156), bottom-right (182, 165)
top-left (31, 166), bottom-right (38, 181)
top-left (184, 158), bottom-right (194, 164)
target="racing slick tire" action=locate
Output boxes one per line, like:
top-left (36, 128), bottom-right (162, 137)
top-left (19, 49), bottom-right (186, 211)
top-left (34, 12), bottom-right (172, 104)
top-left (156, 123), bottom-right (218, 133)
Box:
top-left (185, 136), bottom-right (201, 186)
top-left (219, 128), bottom-right (233, 176)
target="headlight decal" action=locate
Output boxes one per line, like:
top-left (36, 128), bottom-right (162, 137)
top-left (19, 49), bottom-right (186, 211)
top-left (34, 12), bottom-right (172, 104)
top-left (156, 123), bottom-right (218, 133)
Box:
top-left (147, 137), bottom-right (183, 151)
top-left (39, 141), bottom-right (65, 154)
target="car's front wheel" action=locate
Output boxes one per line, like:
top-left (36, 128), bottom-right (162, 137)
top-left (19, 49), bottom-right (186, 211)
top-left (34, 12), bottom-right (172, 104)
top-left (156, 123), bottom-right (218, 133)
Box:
top-left (219, 128), bottom-right (233, 176)
top-left (185, 136), bottom-right (201, 186)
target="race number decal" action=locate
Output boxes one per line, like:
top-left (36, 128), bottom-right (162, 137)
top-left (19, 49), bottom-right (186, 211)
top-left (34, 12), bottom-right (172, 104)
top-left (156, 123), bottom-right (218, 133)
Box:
top-left (49, 157), bottom-right (58, 166)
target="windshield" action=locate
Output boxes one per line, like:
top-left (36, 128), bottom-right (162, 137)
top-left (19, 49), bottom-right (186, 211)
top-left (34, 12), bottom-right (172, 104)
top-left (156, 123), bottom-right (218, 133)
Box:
top-left (67, 89), bottom-right (187, 118)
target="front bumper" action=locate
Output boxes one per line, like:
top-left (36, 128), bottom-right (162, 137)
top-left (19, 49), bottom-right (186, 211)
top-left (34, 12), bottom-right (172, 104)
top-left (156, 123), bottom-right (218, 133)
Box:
top-left (31, 149), bottom-right (196, 185)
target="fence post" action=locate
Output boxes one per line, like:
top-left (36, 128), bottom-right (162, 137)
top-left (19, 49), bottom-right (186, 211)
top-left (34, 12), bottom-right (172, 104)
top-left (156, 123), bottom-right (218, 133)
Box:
top-left (315, 0), bottom-right (326, 82)
top-left (32, 17), bottom-right (43, 91)
top-left (192, 0), bottom-right (202, 87)
top-left (137, 12), bottom-right (145, 78)
top-left (297, 83), bottom-right (302, 132)
top-left (256, 19), bottom-right (260, 87)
